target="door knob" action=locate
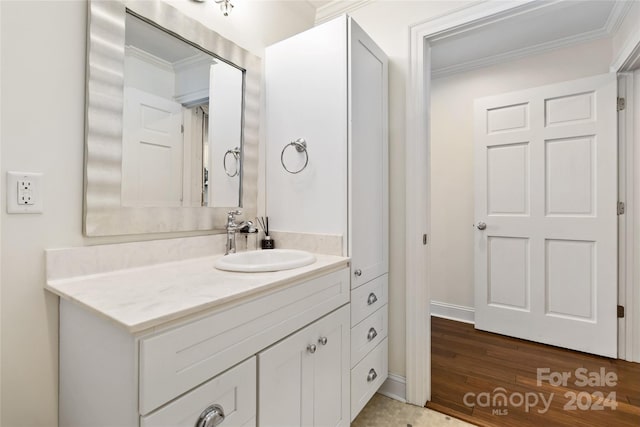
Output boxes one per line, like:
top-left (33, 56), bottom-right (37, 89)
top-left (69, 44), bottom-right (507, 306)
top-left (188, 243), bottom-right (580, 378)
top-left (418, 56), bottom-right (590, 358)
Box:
top-left (196, 404), bottom-right (225, 427)
top-left (477, 222), bottom-right (487, 230)
top-left (354, 269), bottom-right (362, 277)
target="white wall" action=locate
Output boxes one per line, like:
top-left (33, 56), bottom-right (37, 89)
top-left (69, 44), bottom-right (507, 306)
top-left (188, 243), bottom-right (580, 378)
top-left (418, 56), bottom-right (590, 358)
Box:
top-left (124, 54), bottom-right (176, 99)
top-left (429, 37), bottom-right (613, 309)
top-left (165, 0), bottom-right (317, 59)
top-left (0, 1), bottom-right (315, 426)
top-left (1, 3), bottom-right (84, 423)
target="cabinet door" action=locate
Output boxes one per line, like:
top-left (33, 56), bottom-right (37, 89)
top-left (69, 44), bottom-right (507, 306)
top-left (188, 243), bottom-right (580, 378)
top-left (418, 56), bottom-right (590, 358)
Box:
top-left (313, 306), bottom-right (350, 427)
top-left (265, 16), bottom-right (348, 238)
top-left (348, 18), bottom-right (389, 288)
top-left (258, 305), bottom-right (350, 427)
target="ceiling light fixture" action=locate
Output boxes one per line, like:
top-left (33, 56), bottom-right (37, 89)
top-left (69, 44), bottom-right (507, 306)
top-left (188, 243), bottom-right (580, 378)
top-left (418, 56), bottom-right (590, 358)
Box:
top-left (215, 0), bottom-right (234, 16)
top-left (192, 0), bottom-right (234, 17)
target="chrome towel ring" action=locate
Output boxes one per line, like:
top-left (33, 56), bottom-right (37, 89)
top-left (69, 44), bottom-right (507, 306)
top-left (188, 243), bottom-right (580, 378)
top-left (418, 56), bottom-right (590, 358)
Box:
top-left (281, 138), bottom-right (309, 174)
top-left (223, 147), bottom-right (240, 177)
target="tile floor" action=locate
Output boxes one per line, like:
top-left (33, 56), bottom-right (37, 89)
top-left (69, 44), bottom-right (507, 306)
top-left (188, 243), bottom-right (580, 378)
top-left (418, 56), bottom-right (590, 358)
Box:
top-left (352, 393), bottom-right (474, 427)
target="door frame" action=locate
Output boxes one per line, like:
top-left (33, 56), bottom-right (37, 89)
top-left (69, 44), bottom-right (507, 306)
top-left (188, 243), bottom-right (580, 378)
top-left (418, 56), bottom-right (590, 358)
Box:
top-left (618, 71), bottom-right (640, 362)
top-left (405, 0), bottom-right (640, 406)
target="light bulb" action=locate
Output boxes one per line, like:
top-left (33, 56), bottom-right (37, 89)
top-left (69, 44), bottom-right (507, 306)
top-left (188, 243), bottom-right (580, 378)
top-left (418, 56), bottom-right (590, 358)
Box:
top-left (220, 0), bottom-right (233, 16)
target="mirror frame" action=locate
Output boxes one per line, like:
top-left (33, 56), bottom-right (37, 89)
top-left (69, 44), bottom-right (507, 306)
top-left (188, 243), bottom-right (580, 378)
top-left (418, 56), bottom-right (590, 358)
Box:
top-left (83, 0), bottom-right (260, 236)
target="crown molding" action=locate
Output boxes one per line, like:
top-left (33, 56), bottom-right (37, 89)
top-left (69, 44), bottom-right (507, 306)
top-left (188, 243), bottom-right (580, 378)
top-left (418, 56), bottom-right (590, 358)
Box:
top-left (432, 25), bottom-right (610, 79)
top-left (605, 0), bottom-right (634, 35)
top-left (125, 45), bottom-right (174, 73)
top-left (610, 23), bottom-right (640, 72)
top-left (314, 0), bottom-right (374, 25)
top-left (419, 0), bottom-right (543, 43)
top-left (172, 53), bottom-right (216, 72)
top-left (431, 0), bottom-right (629, 79)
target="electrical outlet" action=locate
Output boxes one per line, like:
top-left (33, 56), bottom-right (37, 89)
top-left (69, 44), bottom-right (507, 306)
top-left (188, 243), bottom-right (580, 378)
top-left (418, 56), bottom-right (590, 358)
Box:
top-left (6, 171), bottom-right (43, 214)
top-left (17, 178), bottom-right (35, 205)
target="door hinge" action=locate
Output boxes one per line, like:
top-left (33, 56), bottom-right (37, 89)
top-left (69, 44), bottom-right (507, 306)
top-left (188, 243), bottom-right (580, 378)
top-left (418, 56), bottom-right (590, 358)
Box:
top-left (617, 305), bottom-right (625, 318)
top-left (181, 124), bottom-right (184, 133)
top-left (618, 201), bottom-right (625, 215)
top-left (617, 97), bottom-right (626, 112)
top-left (423, 234), bottom-right (428, 245)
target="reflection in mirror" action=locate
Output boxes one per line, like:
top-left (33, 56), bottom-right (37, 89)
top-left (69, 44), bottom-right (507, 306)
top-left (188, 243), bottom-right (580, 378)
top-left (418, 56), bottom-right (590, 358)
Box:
top-left (84, 0), bottom-right (259, 236)
top-left (122, 13), bottom-right (243, 208)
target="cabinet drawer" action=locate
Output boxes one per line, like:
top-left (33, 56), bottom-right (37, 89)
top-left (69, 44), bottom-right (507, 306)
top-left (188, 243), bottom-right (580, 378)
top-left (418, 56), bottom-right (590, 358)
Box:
top-left (350, 337), bottom-right (388, 421)
top-left (350, 304), bottom-right (387, 367)
top-left (139, 268), bottom-right (349, 414)
top-left (141, 357), bottom-right (256, 427)
top-left (350, 274), bottom-right (387, 326)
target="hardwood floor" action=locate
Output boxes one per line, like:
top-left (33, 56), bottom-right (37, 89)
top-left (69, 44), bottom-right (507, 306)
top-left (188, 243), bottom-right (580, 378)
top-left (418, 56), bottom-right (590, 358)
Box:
top-left (426, 316), bottom-right (640, 426)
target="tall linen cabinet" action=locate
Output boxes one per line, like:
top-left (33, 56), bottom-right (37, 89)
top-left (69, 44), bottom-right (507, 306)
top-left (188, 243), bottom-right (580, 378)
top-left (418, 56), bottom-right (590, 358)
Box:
top-left (265, 15), bottom-right (389, 421)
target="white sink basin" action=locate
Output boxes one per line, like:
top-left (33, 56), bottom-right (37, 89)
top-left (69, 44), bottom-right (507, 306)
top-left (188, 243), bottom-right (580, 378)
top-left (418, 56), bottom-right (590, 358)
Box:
top-left (215, 249), bottom-right (316, 273)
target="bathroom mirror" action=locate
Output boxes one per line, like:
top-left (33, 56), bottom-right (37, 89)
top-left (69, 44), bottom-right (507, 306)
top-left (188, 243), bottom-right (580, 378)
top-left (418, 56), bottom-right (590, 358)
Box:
top-left (84, 0), bottom-right (259, 236)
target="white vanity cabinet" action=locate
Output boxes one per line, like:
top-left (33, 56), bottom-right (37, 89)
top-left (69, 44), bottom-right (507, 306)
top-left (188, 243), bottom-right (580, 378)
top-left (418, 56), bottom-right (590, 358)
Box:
top-left (56, 265), bottom-right (350, 427)
top-left (266, 15), bottom-right (389, 421)
top-left (258, 305), bottom-right (350, 427)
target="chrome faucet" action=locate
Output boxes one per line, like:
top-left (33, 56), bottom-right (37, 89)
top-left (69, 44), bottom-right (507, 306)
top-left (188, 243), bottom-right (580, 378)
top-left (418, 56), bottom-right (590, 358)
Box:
top-left (225, 210), bottom-right (254, 255)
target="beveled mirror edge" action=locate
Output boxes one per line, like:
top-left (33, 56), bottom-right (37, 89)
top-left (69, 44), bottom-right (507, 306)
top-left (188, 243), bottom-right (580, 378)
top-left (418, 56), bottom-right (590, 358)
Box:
top-left (83, 0), bottom-right (260, 236)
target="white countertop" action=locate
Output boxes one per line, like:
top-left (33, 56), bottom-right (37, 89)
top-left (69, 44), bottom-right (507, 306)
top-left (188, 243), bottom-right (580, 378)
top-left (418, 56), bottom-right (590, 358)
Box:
top-left (46, 253), bottom-right (349, 334)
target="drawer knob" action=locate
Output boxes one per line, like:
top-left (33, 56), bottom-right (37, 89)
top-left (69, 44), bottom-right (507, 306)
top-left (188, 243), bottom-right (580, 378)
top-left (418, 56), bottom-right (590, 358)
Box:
top-left (367, 368), bottom-right (378, 383)
top-left (307, 344), bottom-right (317, 354)
top-left (196, 404), bottom-right (225, 427)
top-left (367, 293), bottom-right (378, 306)
top-left (354, 269), bottom-right (362, 277)
top-left (318, 336), bottom-right (328, 346)
top-left (367, 327), bottom-right (378, 342)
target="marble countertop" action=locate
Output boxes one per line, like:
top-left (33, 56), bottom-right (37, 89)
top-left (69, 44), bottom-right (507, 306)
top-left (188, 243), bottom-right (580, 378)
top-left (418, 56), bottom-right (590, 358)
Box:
top-left (45, 253), bottom-right (349, 334)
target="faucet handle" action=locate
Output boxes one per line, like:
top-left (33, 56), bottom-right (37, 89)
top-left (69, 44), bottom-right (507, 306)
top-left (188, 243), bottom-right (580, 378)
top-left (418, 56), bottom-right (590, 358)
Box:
top-left (227, 210), bottom-right (242, 220)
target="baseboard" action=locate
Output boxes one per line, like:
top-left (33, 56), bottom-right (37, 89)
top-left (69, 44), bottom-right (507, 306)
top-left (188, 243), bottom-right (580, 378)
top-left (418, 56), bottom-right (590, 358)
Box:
top-left (430, 301), bottom-right (475, 324)
top-left (378, 373), bottom-right (406, 403)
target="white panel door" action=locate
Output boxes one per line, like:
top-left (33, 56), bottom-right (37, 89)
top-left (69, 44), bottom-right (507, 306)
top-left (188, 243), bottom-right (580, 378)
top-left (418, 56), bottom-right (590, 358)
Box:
top-left (348, 18), bottom-right (389, 288)
top-left (122, 87), bottom-right (183, 207)
top-left (474, 74), bottom-right (617, 357)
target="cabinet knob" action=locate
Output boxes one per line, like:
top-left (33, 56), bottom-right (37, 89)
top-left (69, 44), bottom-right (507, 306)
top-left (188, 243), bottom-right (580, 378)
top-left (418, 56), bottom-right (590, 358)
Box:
top-left (354, 269), bottom-right (362, 277)
top-left (196, 404), bottom-right (225, 427)
top-left (367, 293), bottom-right (378, 306)
top-left (307, 344), bottom-right (317, 354)
top-left (367, 327), bottom-right (378, 342)
top-left (318, 336), bottom-right (328, 346)
top-left (477, 221), bottom-right (487, 230)
top-left (367, 368), bottom-right (378, 383)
